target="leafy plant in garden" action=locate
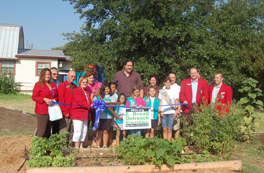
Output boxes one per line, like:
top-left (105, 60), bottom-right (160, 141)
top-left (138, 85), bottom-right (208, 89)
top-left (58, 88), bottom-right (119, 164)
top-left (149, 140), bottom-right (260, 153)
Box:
top-left (30, 132), bottom-right (69, 157)
top-left (238, 78), bottom-right (263, 141)
top-left (28, 132), bottom-right (75, 167)
top-left (185, 102), bottom-right (247, 158)
top-left (116, 134), bottom-right (185, 166)
top-left (52, 156), bottom-right (75, 167)
top-left (28, 156), bottom-right (53, 167)
top-left (238, 78), bottom-right (263, 112)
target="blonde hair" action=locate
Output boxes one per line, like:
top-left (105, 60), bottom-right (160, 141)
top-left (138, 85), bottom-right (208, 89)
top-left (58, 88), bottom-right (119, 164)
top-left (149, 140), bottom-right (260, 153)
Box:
top-left (147, 86), bottom-right (159, 100)
top-left (130, 85), bottom-right (140, 98)
top-left (79, 76), bottom-right (87, 86)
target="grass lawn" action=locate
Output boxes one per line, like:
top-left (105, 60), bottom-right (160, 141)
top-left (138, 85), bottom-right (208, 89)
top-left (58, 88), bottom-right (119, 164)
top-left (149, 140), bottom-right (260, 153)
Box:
top-left (253, 112), bottom-right (264, 133)
top-left (0, 93), bottom-right (35, 114)
top-left (233, 134), bottom-right (264, 173)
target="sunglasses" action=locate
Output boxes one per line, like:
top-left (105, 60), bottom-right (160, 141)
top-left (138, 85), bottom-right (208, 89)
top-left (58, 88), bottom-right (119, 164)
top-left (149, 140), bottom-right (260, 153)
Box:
top-left (52, 73), bottom-right (58, 76)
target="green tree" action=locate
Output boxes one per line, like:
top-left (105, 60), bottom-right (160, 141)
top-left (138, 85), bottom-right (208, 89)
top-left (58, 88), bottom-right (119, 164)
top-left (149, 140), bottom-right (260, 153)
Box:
top-left (62, 0), bottom-right (264, 90)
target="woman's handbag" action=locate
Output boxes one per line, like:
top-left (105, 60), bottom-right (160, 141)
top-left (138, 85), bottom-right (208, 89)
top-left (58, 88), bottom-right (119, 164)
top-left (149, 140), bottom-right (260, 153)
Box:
top-left (48, 102), bottom-right (63, 121)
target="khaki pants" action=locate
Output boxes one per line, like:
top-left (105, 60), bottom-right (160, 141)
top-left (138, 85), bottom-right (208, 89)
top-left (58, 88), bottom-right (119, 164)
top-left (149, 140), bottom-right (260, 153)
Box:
top-left (36, 114), bottom-right (52, 138)
top-left (59, 118), bottom-right (74, 146)
top-left (173, 115), bottom-right (181, 131)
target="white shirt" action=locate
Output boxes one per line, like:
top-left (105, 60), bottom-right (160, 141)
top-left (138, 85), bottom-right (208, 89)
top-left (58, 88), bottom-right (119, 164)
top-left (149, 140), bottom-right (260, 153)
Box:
top-left (159, 88), bottom-right (178, 114)
top-left (211, 85), bottom-right (221, 103)
top-left (163, 83), bottom-right (181, 99)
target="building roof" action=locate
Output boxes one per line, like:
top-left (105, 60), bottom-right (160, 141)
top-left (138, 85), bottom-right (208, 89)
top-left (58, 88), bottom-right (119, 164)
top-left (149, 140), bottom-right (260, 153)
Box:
top-left (0, 23), bottom-right (22, 27)
top-left (0, 23), bottom-right (24, 59)
top-left (17, 49), bottom-right (65, 58)
top-left (65, 56), bottom-right (72, 61)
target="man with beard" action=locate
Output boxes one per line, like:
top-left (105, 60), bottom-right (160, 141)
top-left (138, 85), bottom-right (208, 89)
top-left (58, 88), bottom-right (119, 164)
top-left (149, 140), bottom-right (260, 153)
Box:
top-left (113, 59), bottom-right (144, 98)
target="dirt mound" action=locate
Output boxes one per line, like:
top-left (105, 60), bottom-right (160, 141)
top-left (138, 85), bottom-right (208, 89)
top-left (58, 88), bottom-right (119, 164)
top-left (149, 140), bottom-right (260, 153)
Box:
top-left (0, 135), bottom-right (32, 173)
top-left (0, 107), bottom-right (37, 133)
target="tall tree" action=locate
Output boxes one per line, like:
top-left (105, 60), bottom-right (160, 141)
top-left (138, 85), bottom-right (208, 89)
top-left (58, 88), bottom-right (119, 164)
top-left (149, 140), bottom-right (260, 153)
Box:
top-left (63, 0), bottom-right (264, 92)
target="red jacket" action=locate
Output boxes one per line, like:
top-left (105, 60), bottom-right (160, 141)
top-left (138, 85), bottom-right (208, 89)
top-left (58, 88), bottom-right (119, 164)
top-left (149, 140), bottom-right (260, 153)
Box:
top-left (71, 86), bottom-right (92, 121)
top-left (209, 83), bottom-right (233, 114)
top-left (58, 81), bottom-right (77, 118)
top-left (180, 78), bottom-right (209, 113)
top-left (32, 82), bottom-right (58, 115)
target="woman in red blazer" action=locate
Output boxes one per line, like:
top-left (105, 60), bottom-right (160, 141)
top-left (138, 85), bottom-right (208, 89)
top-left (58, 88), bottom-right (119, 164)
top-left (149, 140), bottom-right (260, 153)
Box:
top-left (71, 77), bottom-right (92, 148)
top-left (32, 68), bottom-right (58, 138)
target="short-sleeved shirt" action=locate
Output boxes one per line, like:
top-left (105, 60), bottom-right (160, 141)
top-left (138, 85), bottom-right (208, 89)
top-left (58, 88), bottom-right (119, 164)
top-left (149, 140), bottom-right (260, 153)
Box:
top-left (94, 94), bottom-right (116, 119)
top-left (159, 88), bottom-right (178, 114)
top-left (113, 70), bottom-right (143, 97)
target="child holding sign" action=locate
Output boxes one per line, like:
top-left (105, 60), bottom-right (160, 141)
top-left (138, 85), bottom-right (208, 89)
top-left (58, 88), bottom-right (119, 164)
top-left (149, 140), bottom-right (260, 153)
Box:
top-left (114, 93), bottom-right (127, 146)
top-left (126, 85), bottom-right (147, 136)
top-left (144, 86), bottom-right (160, 138)
top-left (158, 77), bottom-right (180, 142)
top-left (94, 83), bottom-right (116, 148)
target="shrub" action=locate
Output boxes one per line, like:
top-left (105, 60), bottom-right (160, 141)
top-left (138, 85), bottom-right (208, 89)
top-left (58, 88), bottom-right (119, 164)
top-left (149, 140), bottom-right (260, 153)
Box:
top-left (185, 102), bottom-right (247, 159)
top-left (0, 70), bottom-right (18, 94)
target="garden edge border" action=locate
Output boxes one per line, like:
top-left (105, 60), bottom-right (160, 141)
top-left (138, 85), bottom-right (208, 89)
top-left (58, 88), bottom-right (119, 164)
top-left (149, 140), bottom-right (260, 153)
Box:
top-left (27, 160), bottom-right (242, 173)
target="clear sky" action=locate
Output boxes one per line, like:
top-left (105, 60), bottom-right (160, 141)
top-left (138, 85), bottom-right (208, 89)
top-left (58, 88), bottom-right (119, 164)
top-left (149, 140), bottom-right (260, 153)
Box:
top-left (0, 0), bottom-right (86, 50)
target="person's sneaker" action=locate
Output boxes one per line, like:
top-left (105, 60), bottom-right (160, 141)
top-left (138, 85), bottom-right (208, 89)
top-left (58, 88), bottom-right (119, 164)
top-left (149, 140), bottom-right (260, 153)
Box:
top-left (96, 146), bottom-right (100, 148)
top-left (102, 146), bottom-right (107, 148)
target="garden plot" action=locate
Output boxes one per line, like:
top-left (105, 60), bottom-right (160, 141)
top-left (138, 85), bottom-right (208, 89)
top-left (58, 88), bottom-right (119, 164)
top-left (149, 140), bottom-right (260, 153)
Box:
top-left (27, 133), bottom-right (242, 172)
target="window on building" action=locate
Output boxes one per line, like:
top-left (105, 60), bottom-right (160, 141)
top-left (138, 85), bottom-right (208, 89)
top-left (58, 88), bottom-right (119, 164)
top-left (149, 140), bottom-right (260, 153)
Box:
top-left (1, 61), bottom-right (15, 74)
top-left (36, 62), bottom-right (50, 75)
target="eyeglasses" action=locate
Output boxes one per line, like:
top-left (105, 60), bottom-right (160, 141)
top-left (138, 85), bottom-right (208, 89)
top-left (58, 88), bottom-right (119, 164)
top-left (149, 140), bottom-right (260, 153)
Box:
top-left (52, 73), bottom-right (58, 76)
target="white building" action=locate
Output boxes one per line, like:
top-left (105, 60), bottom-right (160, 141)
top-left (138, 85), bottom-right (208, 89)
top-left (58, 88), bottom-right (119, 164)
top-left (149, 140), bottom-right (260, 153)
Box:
top-left (0, 23), bottom-right (72, 92)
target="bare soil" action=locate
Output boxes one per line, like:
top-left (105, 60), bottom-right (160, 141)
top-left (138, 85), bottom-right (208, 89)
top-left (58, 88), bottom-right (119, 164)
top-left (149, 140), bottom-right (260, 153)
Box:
top-left (0, 135), bottom-right (32, 173)
top-left (0, 107), bottom-right (37, 133)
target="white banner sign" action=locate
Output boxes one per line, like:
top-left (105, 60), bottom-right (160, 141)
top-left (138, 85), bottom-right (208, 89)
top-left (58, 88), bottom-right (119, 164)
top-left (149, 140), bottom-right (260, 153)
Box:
top-left (123, 108), bottom-right (151, 130)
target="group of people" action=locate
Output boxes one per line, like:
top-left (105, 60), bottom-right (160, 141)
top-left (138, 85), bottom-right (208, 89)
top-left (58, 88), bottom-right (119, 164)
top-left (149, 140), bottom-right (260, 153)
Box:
top-left (32, 58), bottom-right (233, 148)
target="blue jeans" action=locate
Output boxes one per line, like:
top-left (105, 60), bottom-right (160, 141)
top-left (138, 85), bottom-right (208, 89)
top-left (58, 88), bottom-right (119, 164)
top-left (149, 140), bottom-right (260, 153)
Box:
top-left (130, 129), bottom-right (141, 136)
top-left (161, 114), bottom-right (174, 130)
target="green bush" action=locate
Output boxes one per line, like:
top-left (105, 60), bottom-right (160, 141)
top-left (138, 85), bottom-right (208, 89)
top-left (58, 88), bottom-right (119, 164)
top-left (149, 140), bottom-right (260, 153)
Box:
top-left (0, 69), bottom-right (18, 94)
top-left (28, 156), bottom-right (53, 167)
top-left (185, 102), bottom-right (247, 159)
top-left (30, 132), bottom-right (69, 158)
top-left (29, 132), bottom-right (75, 167)
top-left (238, 77), bottom-right (263, 141)
top-left (115, 134), bottom-right (185, 166)
top-left (52, 156), bottom-right (75, 167)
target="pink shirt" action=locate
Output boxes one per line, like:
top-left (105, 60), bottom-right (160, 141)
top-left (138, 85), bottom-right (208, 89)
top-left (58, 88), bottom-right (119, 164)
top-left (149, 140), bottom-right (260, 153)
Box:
top-left (85, 82), bottom-right (102, 94)
top-left (126, 97), bottom-right (147, 107)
